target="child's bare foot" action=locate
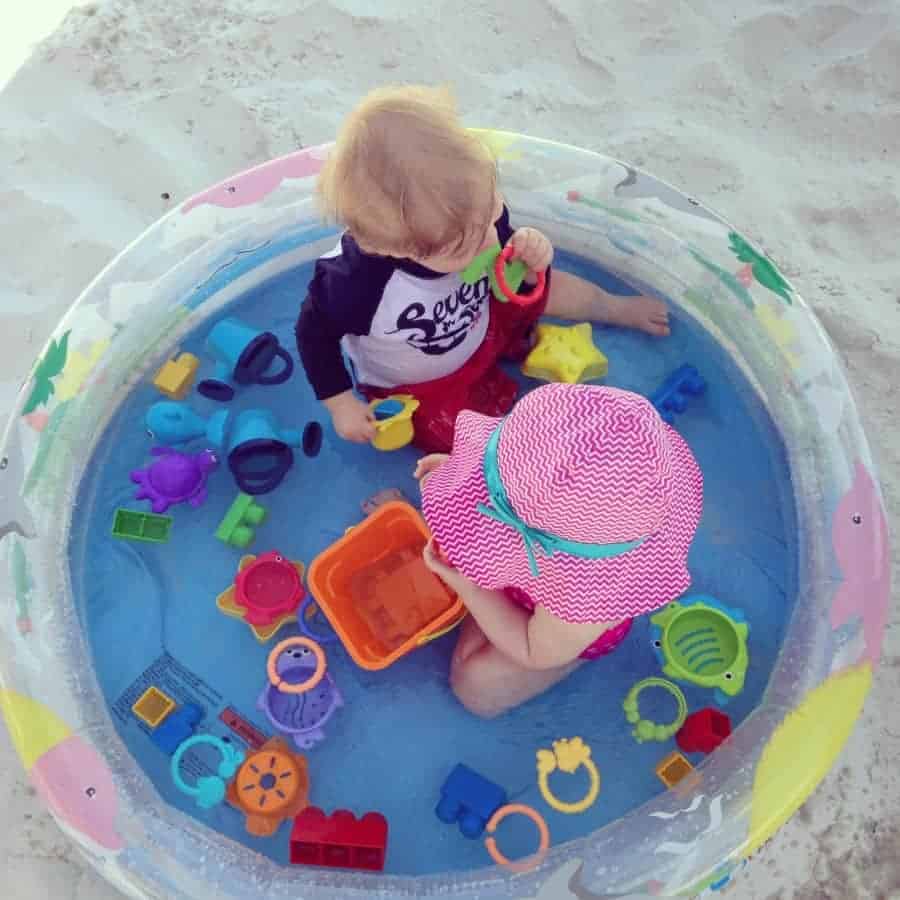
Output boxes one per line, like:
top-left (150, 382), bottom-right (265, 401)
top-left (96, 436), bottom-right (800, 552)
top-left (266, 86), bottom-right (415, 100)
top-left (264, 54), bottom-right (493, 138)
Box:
top-left (601, 293), bottom-right (671, 337)
top-left (544, 272), bottom-right (670, 337)
top-left (361, 488), bottom-right (406, 516)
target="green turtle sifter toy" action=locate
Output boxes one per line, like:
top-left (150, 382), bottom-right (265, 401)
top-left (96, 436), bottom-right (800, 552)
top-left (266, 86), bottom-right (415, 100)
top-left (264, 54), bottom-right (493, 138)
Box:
top-left (650, 595), bottom-right (750, 703)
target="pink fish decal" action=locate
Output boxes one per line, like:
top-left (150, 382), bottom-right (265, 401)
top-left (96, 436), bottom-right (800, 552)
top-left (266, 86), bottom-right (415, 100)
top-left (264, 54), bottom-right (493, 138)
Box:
top-left (829, 461), bottom-right (891, 667)
top-left (30, 735), bottom-right (124, 850)
top-left (1, 691), bottom-right (123, 852)
top-left (181, 147), bottom-right (328, 214)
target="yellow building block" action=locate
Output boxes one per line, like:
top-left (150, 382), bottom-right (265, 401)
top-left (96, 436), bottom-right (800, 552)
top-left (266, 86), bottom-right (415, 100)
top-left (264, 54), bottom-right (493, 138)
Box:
top-left (522, 322), bottom-right (608, 384)
top-left (132, 686), bottom-right (176, 728)
top-left (153, 352), bottom-right (200, 400)
top-left (656, 750), bottom-right (694, 789)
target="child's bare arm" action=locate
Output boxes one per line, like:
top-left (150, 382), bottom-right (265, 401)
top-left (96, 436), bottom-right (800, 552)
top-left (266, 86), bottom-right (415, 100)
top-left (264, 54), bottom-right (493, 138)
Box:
top-left (414, 454), bottom-right (449, 482)
top-left (423, 540), bottom-right (612, 670)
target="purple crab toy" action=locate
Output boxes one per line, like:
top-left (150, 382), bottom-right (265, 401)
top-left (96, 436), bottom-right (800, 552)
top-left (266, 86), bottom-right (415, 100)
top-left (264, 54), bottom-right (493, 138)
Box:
top-left (130, 446), bottom-right (218, 514)
top-left (258, 641), bottom-right (343, 750)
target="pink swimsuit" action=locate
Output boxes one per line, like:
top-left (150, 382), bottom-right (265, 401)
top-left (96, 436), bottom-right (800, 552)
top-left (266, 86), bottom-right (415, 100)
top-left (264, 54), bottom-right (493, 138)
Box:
top-left (504, 587), bottom-right (633, 660)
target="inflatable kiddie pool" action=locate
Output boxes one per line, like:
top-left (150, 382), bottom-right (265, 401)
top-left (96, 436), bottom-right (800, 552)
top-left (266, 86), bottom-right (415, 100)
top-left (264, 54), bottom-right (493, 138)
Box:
top-left (0, 132), bottom-right (891, 899)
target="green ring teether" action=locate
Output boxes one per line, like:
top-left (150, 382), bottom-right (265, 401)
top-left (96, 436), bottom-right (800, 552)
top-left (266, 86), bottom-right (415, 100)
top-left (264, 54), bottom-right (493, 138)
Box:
top-left (622, 677), bottom-right (688, 744)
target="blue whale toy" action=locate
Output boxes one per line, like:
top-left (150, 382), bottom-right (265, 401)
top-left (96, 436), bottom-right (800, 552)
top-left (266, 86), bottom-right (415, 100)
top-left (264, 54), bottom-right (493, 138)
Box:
top-left (146, 401), bottom-right (321, 495)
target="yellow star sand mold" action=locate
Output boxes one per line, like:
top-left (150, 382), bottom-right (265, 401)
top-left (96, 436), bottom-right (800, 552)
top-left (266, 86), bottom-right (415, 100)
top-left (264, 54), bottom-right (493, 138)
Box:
top-left (522, 322), bottom-right (609, 384)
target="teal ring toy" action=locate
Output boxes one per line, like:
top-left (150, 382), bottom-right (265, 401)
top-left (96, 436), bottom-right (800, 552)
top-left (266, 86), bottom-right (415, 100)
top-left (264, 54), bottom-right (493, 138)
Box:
top-left (623, 677), bottom-right (688, 744)
top-left (171, 735), bottom-right (245, 809)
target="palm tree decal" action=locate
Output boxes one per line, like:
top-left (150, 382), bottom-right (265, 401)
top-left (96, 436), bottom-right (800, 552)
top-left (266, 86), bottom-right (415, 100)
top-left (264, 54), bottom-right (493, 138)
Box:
top-left (688, 249), bottom-right (754, 309)
top-left (22, 331), bottom-right (71, 415)
top-left (728, 232), bottom-right (793, 304)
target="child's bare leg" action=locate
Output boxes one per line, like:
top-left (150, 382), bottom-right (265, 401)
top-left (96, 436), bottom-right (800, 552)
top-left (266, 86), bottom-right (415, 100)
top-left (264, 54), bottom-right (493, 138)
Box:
top-left (451, 613), bottom-right (491, 667)
top-left (450, 619), bottom-right (584, 719)
top-left (546, 270), bottom-right (670, 337)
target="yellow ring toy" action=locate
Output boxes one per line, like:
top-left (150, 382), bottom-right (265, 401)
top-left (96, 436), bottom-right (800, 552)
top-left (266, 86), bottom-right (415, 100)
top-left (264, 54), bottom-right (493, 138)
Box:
top-left (536, 737), bottom-right (600, 814)
top-left (484, 803), bottom-right (550, 874)
top-left (266, 637), bottom-right (326, 695)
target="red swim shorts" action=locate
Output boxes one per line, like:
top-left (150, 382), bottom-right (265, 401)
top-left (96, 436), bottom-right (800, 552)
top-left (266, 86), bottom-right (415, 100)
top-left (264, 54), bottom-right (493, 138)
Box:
top-left (361, 286), bottom-right (548, 454)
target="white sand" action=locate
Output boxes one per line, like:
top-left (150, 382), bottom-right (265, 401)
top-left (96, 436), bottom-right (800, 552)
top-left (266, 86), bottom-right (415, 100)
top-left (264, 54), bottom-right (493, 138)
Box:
top-left (0, 1), bottom-right (898, 897)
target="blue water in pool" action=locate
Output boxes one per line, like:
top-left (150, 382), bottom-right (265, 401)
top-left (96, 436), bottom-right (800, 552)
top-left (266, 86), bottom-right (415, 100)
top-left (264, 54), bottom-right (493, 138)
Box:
top-left (70, 251), bottom-right (796, 876)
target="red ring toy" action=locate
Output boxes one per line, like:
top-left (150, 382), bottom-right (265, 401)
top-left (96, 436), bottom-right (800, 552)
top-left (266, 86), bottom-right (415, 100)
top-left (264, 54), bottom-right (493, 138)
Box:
top-left (494, 244), bottom-right (546, 306)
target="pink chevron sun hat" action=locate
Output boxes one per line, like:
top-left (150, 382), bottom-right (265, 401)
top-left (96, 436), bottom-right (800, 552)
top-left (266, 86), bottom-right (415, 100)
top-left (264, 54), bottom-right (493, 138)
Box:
top-left (421, 383), bottom-right (704, 623)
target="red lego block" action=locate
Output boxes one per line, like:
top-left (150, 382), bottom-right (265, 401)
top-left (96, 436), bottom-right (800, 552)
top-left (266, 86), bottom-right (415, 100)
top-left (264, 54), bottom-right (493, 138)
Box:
top-left (676, 707), bottom-right (732, 755)
top-left (290, 807), bottom-right (388, 871)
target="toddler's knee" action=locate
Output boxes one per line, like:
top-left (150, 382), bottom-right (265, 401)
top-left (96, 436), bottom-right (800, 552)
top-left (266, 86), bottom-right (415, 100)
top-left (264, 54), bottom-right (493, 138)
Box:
top-left (450, 664), bottom-right (503, 720)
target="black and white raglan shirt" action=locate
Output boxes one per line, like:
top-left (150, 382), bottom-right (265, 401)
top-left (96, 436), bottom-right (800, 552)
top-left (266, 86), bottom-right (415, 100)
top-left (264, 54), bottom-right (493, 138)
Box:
top-left (295, 206), bottom-right (518, 400)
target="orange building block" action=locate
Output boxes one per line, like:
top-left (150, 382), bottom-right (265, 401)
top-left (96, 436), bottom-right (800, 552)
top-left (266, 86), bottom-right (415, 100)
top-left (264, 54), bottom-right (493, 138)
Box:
top-left (132, 686), bottom-right (176, 728)
top-left (656, 751), bottom-right (694, 789)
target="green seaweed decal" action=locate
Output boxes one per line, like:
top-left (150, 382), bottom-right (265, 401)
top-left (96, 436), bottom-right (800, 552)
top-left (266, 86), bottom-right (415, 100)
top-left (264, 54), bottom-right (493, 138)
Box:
top-left (728, 232), bottom-right (793, 304)
top-left (11, 537), bottom-right (33, 634)
top-left (22, 330), bottom-right (71, 414)
top-left (688, 249), bottom-right (755, 310)
top-left (566, 190), bottom-right (644, 223)
top-left (23, 398), bottom-right (74, 498)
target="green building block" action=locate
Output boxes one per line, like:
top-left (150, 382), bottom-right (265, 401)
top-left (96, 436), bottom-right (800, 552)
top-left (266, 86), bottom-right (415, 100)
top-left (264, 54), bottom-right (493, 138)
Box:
top-left (112, 508), bottom-right (173, 543)
top-left (215, 493), bottom-right (268, 548)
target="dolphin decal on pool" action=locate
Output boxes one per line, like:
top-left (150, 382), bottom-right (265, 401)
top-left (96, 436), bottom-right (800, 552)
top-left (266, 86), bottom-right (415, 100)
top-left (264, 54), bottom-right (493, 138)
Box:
top-left (0, 425), bottom-right (36, 541)
top-left (614, 166), bottom-right (722, 224)
top-left (0, 690), bottom-right (123, 851)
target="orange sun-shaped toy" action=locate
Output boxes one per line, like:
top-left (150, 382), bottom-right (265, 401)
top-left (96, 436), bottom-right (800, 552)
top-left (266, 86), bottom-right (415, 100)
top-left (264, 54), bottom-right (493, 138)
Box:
top-left (226, 737), bottom-right (310, 836)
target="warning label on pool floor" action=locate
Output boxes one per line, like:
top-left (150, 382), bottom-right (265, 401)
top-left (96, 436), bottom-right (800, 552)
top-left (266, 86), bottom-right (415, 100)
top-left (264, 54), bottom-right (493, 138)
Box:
top-left (112, 653), bottom-right (269, 780)
top-left (112, 652), bottom-right (223, 726)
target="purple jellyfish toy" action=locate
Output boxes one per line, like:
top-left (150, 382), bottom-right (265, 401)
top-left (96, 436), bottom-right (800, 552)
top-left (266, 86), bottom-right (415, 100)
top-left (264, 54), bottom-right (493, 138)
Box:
top-left (258, 642), bottom-right (343, 750)
top-left (130, 446), bottom-right (218, 514)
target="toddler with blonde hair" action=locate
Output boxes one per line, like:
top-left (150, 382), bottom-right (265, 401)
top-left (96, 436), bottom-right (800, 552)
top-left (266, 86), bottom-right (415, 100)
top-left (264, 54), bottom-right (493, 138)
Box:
top-left (296, 85), bottom-right (670, 453)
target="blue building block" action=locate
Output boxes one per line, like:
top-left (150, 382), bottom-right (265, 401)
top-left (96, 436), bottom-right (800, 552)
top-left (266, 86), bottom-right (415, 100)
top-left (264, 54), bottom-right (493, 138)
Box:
top-left (372, 398), bottom-right (404, 420)
top-left (649, 364), bottom-right (706, 424)
top-left (149, 703), bottom-right (204, 755)
top-left (435, 764), bottom-right (508, 839)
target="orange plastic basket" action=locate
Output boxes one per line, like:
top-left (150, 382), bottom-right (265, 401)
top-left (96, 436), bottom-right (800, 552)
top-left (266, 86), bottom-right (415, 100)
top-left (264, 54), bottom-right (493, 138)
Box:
top-left (307, 501), bottom-right (466, 670)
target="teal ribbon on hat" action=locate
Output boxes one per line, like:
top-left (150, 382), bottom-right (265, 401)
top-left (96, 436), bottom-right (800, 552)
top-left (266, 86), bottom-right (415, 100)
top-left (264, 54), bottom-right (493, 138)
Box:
top-left (477, 421), bottom-right (646, 578)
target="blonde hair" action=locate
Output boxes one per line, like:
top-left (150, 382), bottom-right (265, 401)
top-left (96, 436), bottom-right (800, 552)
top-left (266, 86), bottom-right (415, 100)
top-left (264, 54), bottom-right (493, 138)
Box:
top-left (317, 85), bottom-right (498, 259)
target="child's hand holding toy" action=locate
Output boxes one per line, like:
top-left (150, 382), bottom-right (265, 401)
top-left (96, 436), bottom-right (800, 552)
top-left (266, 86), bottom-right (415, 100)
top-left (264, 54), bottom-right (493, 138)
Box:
top-left (325, 390), bottom-right (377, 443)
top-left (423, 538), bottom-right (466, 592)
top-left (509, 227), bottom-right (554, 277)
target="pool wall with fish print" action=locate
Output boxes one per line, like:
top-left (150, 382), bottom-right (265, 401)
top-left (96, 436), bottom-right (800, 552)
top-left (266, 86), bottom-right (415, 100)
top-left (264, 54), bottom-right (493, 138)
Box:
top-left (0, 133), bottom-right (891, 899)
